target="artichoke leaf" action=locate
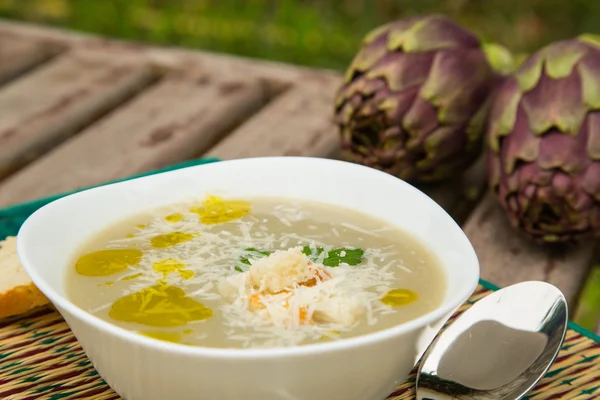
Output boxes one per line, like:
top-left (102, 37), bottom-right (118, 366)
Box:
top-left (482, 42), bottom-right (516, 75)
top-left (582, 163), bottom-right (600, 198)
top-left (488, 79), bottom-right (522, 152)
top-left (363, 23), bottom-right (393, 44)
top-left (501, 111), bottom-right (541, 174)
top-left (587, 113), bottom-right (600, 159)
top-left (545, 42), bottom-right (587, 79)
top-left (345, 38), bottom-right (388, 81)
top-left (466, 95), bottom-right (493, 143)
top-left (388, 15), bottom-right (478, 53)
top-left (365, 52), bottom-right (432, 92)
top-left (521, 71), bottom-right (586, 136)
top-left (420, 49), bottom-right (494, 124)
top-left (578, 33), bottom-right (600, 49)
top-left (516, 52), bottom-right (544, 92)
top-left (578, 57), bottom-right (600, 110)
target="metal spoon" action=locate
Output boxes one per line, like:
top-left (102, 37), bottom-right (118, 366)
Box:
top-left (416, 281), bottom-right (568, 400)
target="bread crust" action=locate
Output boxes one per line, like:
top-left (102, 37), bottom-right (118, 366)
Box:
top-left (0, 283), bottom-right (49, 319)
top-left (0, 236), bottom-right (50, 319)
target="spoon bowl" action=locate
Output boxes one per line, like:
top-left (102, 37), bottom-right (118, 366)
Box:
top-left (416, 281), bottom-right (568, 400)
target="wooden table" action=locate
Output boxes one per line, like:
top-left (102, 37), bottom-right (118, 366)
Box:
top-left (0, 20), bottom-right (597, 332)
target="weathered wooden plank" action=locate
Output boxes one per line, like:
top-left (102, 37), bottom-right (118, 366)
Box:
top-left (334, 149), bottom-right (487, 223)
top-left (0, 20), bottom-right (341, 93)
top-left (0, 76), bottom-right (267, 206)
top-left (463, 194), bottom-right (596, 305)
top-left (207, 84), bottom-right (339, 159)
top-left (419, 156), bottom-right (487, 224)
top-left (0, 36), bottom-right (58, 85)
top-left (0, 51), bottom-right (154, 180)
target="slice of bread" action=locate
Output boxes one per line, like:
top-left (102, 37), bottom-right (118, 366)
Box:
top-left (0, 236), bottom-right (49, 319)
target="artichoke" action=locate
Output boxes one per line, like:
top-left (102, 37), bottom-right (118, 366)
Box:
top-left (335, 15), bottom-right (509, 183)
top-left (488, 35), bottom-right (600, 243)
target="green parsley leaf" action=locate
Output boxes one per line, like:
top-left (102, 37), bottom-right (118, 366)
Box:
top-left (301, 246), bottom-right (324, 258)
top-left (322, 248), bottom-right (365, 267)
top-left (236, 248), bottom-right (273, 272)
top-left (301, 245), bottom-right (364, 267)
top-left (235, 246), bottom-right (364, 272)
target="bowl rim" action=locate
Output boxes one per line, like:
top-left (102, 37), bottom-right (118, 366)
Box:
top-left (17, 156), bottom-right (480, 359)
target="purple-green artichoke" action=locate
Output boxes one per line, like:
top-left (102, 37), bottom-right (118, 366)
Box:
top-left (488, 35), bottom-right (600, 243)
top-left (335, 15), bottom-right (509, 183)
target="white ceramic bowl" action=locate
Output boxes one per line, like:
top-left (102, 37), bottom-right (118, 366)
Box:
top-left (17, 157), bottom-right (479, 400)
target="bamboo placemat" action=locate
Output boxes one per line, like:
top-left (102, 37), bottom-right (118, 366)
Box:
top-left (0, 283), bottom-right (598, 400)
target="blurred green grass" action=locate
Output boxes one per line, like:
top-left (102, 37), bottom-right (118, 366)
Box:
top-left (574, 264), bottom-right (600, 331)
top-left (1, 0), bottom-right (599, 332)
top-left (2, 0), bottom-right (600, 70)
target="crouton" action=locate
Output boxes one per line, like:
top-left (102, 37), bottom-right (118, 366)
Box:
top-left (248, 247), bottom-right (316, 293)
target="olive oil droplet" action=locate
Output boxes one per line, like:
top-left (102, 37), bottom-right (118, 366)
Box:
top-left (381, 288), bottom-right (418, 307)
top-left (139, 330), bottom-right (182, 344)
top-left (165, 213), bottom-right (184, 223)
top-left (120, 272), bottom-right (143, 281)
top-left (76, 249), bottom-right (143, 277)
top-left (179, 269), bottom-right (194, 280)
top-left (152, 259), bottom-right (195, 280)
top-left (190, 196), bottom-right (251, 224)
top-left (150, 232), bottom-right (196, 248)
top-left (109, 284), bottom-right (212, 327)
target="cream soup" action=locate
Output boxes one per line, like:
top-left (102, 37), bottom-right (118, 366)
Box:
top-left (67, 195), bottom-right (445, 348)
